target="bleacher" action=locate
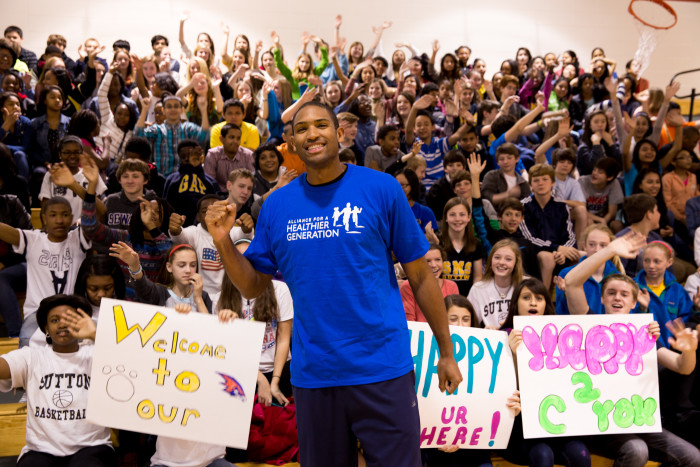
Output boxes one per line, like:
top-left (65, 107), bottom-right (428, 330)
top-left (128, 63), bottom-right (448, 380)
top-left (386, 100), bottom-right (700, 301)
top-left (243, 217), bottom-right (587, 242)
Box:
top-left (0, 334), bottom-right (660, 467)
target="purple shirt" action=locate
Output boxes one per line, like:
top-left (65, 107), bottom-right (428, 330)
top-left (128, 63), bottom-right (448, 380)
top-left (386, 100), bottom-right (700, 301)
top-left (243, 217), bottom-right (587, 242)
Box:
top-left (204, 145), bottom-right (255, 192)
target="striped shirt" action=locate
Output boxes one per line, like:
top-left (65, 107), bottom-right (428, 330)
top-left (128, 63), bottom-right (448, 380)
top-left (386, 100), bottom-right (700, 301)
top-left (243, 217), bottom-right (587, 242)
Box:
top-left (204, 145), bottom-right (255, 192)
top-left (135, 122), bottom-right (209, 176)
top-left (416, 136), bottom-right (451, 190)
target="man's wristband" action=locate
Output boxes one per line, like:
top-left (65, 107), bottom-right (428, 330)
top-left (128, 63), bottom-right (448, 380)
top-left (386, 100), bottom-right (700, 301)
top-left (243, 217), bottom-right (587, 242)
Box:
top-left (129, 264), bottom-right (142, 276)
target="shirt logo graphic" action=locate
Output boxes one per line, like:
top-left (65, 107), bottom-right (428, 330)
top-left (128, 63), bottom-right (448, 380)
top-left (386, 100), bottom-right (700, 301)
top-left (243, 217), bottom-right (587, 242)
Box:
top-left (201, 247), bottom-right (222, 271)
top-left (332, 202), bottom-right (364, 234)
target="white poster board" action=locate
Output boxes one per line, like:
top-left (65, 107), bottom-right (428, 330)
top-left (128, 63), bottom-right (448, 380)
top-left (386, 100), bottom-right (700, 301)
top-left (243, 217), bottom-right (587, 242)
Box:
top-left (409, 321), bottom-right (517, 449)
top-left (514, 314), bottom-right (661, 439)
top-left (87, 298), bottom-right (265, 448)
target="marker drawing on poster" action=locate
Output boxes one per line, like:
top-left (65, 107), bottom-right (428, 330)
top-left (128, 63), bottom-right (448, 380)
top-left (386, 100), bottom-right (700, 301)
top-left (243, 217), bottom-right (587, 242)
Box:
top-left (87, 298), bottom-right (265, 448)
top-left (409, 321), bottom-right (517, 449)
top-left (514, 314), bottom-right (661, 439)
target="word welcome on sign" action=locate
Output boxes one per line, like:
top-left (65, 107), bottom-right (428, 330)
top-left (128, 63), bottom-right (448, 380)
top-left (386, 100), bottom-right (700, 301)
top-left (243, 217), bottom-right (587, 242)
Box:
top-left (87, 299), bottom-right (265, 448)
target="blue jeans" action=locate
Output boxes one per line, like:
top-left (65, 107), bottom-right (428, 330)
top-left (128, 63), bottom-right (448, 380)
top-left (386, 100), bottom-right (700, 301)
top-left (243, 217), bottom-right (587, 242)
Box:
top-left (7, 145), bottom-right (29, 180)
top-left (502, 416), bottom-right (590, 467)
top-left (19, 311), bottom-right (37, 348)
top-left (17, 444), bottom-right (117, 466)
top-left (593, 429), bottom-right (700, 467)
top-left (0, 262), bottom-right (26, 337)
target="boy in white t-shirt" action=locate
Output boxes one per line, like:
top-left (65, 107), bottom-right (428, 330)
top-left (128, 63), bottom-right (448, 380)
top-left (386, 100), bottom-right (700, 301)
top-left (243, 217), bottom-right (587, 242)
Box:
top-left (0, 197), bottom-right (90, 347)
top-left (0, 294), bottom-right (115, 466)
top-left (39, 136), bottom-right (107, 222)
top-left (551, 148), bottom-right (588, 246)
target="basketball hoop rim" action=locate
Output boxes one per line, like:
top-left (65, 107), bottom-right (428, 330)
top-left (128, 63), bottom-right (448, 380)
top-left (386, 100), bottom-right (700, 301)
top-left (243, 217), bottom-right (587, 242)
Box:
top-left (628, 0), bottom-right (678, 30)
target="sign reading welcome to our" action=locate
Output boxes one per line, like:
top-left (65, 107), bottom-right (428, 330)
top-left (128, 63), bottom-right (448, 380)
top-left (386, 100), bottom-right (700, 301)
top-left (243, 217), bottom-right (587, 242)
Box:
top-left (409, 321), bottom-right (517, 449)
top-left (87, 298), bottom-right (265, 448)
top-left (514, 314), bottom-right (661, 439)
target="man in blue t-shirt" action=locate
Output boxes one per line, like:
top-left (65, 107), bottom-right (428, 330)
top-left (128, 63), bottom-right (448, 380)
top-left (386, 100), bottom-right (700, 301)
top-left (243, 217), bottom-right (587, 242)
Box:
top-left (206, 102), bottom-right (462, 467)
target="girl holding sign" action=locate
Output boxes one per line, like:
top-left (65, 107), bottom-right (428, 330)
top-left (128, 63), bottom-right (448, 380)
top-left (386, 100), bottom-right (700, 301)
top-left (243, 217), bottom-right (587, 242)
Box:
top-left (425, 295), bottom-right (521, 467)
top-left (445, 294), bottom-right (479, 328)
top-left (110, 241), bottom-right (237, 467)
top-left (110, 242), bottom-right (214, 314)
top-left (501, 279), bottom-right (592, 467)
top-left (468, 239), bottom-right (524, 329)
top-left (216, 239), bottom-right (293, 408)
top-left (0, 294), bottom-right (117, 467)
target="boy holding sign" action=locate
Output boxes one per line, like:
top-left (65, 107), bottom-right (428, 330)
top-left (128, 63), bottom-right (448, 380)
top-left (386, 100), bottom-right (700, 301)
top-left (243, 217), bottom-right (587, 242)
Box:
top-left (564, 233), bottom-right (700, 466)
top-left (0, 295), bottom-right (116, 466)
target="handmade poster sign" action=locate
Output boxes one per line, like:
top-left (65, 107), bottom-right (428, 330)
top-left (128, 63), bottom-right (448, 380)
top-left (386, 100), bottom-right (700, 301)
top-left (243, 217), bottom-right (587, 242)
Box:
top-left (87, 298), bottom-right (265, 448)
top-left (409, 321), bottom-right (517, 449)
top-left (514, 314), bottom-right (661, 439)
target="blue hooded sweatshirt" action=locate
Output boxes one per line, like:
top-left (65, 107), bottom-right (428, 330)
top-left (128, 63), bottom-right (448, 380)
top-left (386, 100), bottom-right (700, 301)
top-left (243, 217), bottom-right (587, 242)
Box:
top-left (635, 270), bottom-right (698, 349)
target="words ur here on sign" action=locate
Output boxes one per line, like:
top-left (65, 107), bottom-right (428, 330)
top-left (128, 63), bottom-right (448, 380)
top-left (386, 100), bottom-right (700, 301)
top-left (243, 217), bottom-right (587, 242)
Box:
top-left (408, 322), bottom-right (517, 449)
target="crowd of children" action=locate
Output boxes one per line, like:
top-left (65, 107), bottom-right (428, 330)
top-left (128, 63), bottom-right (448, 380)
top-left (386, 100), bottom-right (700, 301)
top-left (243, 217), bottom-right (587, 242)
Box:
top-left (1, 14), bottom-right (700, 467)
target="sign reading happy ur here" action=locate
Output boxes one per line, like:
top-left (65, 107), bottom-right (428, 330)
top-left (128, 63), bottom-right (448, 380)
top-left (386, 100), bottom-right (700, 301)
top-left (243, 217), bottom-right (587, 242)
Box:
top-left (409, 321), bottom-right (517, 449)
top-left (87, 298), bottom-right (265, 448)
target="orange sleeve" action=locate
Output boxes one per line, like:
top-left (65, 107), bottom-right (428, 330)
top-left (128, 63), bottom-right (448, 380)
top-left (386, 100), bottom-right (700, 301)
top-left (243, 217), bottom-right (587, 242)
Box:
top-left (400, 281), bottom-right (419, 322)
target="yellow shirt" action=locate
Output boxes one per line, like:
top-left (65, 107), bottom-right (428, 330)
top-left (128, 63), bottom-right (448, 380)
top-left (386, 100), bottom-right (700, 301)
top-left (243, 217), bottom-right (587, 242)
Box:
top-left (209, 121), bottom-right (260, 150)
top-left (648, 282), bottom-right (665, 298)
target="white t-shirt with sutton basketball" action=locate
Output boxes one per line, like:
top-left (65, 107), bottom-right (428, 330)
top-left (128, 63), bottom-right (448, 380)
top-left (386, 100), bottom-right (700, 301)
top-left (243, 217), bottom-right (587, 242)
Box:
top-left (14, 229), bottom-right (90, 317)
top-left (170, 224), bottom-right (253, 297)
top-left (0, 345), bottom-right (112, 459)
top-left (39, 169), bottom-right (107, 221)
top-left (467, 279), bottom-right (513, 328)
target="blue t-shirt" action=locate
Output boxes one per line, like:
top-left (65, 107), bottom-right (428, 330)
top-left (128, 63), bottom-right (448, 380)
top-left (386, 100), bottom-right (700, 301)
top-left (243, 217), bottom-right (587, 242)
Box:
top-left (411, 201), bottom-right (438, 231)
top-left (244, 164), bottom-right (429, 388)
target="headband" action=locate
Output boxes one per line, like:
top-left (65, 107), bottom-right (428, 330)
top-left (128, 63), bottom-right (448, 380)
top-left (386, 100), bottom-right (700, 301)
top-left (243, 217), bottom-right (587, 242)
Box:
top-left (646, 240), bottom-right (674, 258)
top-left (169, 243), bottom-right (194, 258)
